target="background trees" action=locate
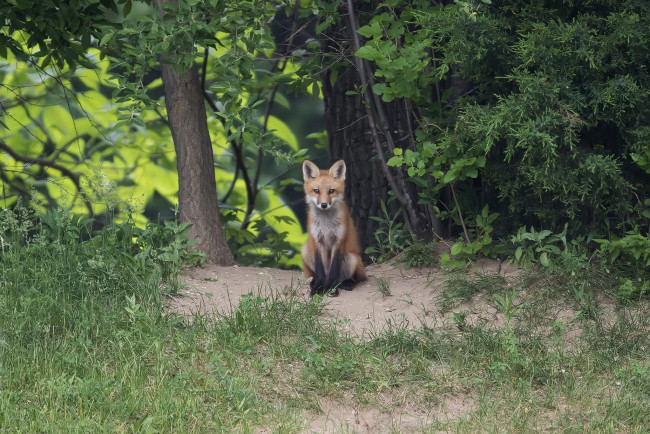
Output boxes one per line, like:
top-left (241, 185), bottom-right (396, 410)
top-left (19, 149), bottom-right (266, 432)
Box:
top-left (1, 0), bottom-right (648, 293)
top-left (151, 0), bottom-right (233, 264)
top-left (328, 0), bottom-right (649, 236)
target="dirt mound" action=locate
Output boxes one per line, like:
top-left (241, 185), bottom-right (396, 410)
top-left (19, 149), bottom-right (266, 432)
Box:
top-left (172, 255), bottom-right (521, 336)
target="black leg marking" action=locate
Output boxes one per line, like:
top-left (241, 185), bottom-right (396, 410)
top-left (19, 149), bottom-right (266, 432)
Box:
top-left (310, 249), bottom-right (327, 296)
top-left (326, 249), bottom-right (343, 290)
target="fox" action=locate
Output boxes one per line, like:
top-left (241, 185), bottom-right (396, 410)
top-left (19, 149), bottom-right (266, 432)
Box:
top-left (301, 159), bottom-right (367, 296)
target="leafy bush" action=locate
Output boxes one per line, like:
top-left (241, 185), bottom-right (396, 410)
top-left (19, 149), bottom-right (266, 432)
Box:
top-left (0, 205), bottom-right (201, 295)
top-left (365, 197), bottom-right (410, 263)
top-left (510, 225), bottom-right (568, 269)
top-left (595, 233), bottom-right (650, 299)
top-left (221, 209), bottom-right (299, 268)
top-left (362, 0), bottom-right (649, 262)
top-left (440, 205), bottom-right (502, 269)
top-left (135, 219), bottom-right (206, 291)
top-left (395, 240), bottom-right (437, 270)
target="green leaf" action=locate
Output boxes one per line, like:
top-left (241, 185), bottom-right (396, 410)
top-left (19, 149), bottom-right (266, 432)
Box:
top-left (355, 45), bottom-right (380, 61)
top-left (263, 116), bottom-right (298, 150)
top-left (372, 82), bottom-right (387, 96)
top-left (442, 170), bottom-right (457, 184)
top-left (357, 22), bottom-right (382, 39)
top-left (515, 246), bottom-right (522, 261)
top-left (40, 53), bottom-right (53, 69)
top-left (329, 69), bottom-right (339, 87)
top-left (226, 131), bottom-right (241, 142)
top-left (123, 0), bottom-right (133, 16)
top-left (540, 252), bottom-right (550, 267)
top-left (99, 32), bottom-right (114, 47)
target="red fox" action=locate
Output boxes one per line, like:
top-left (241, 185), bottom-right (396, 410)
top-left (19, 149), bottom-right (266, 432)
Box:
top-left (302, 159), bottom-right (366, 296)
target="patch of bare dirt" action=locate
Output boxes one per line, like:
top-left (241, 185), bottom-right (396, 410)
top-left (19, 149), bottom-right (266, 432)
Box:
top-left (175, 260), bottom-right (443, 334)
top-left (173, 253), bottom-right (524, 336)
top-left (304, 390), bottom-right (476, 433)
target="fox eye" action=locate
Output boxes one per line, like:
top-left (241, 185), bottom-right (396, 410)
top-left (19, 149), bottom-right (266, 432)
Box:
top-left (328, 189), bottom-right (335, 194)
top-left (314, 189), bottom-right (319, 194)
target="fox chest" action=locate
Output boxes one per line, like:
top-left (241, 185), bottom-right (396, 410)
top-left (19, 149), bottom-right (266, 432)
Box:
top-left (311, 212), bottom-right (344, 248)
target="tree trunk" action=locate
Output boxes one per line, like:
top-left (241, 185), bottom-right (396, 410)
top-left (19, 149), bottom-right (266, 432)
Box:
top-left (320, 2), bottom-right (443, 256)
top-left (322, 64), bottom-right (394, 257)
top-left (154, 0), bottom-right (234, 265)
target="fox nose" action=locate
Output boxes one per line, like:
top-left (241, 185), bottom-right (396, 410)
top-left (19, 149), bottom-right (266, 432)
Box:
top-left (320, 203), bottom-right (328, 209)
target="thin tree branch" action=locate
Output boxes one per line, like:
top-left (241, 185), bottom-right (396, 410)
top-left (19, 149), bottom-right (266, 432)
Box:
top-left (0, 166), bottom-right (30, 198)
top-left (345, 0), bottom-right (420, 234)
top-left (153, 106), bottom-right (171, 127)
top-left (221, 160), bottom-right (239, 204)
top-left (0, 139), bottom-right (94, 216)
top-left (403, 99), bottom-right (417, 150)
top-left (449, 182), bottom-right (470, 244)
top-left (336, 115), bottom-right (368, 132)
top-left (201, 88), bottom-right (255, 209)
top-left (242, 0), bottom-right (302, 230)
top-left (199, 45), bottom-right (252, 207)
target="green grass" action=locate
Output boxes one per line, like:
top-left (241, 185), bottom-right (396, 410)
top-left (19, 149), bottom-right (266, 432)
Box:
top-left (439, 272), bottom-right (508, 314)
top-left (1, 209), bottom-right (649, 432)
top-left (374, 275), bottom-right (392, 297)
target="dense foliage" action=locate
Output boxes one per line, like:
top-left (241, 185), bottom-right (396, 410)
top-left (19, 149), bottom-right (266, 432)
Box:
top-left (0, 0), bottom-right (649, 291)
top-left (353, 0), bottom-right (649, 291)
top-left (372, 0), bottom-right (649, 236)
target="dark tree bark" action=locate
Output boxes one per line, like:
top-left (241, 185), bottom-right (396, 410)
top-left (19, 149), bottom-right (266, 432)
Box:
top-left (322, 65), bottom-right (394, 256)
top-left (154, 0), bottom-right (234, 265)
top-left (320, 1), bottom-right (443, 256)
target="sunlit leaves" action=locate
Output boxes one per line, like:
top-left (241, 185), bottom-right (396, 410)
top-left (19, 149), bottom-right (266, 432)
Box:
top-left (355, 9), bottom-right (434, 103)
top-left (263, 116), bottom-right (298, 150)
top-left (0, 40), bottom-right (179, 222)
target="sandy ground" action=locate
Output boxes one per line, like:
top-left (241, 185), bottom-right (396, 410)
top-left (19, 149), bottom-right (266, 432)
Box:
top-left (174, 260), bottom-right (443, 335)
top-left (172, 250), bottom-right (521, 337)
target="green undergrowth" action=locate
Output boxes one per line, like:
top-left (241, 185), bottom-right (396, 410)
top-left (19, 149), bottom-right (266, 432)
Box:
top-left (1, 209), bottom-right (649, 432)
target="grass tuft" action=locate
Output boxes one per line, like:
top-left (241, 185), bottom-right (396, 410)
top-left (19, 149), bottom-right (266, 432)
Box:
top-left (439, 272), bottom-right (508, 313)
top-left (374, 275), bottom-right (392, 297)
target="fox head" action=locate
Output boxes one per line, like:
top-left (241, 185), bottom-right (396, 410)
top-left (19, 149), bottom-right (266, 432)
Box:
top-left (302, 160), bottom-right (346, 211)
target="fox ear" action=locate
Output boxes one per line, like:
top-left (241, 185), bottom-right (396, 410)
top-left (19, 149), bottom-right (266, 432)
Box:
top-left (329, 160), bottom-right (346, 180)
top-left (303, 160), bottom-right (319, 181)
